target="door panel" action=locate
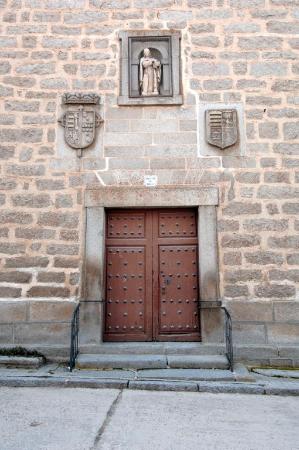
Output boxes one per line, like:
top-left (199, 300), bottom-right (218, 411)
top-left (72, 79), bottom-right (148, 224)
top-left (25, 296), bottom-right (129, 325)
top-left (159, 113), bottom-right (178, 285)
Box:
top-left (107, 211), bottom-right (145, 238)
top-left (157, 245), bottom-right (200, 339)
top-left (153, 210), bottom-right (200, 341)
top-left (104, 211), bottom-right (153, 341)
top-left (104, 208), bottom-right (200, 342)
top-left (106, 246), bottom-right (146, 337)
top-left (158, 210), bottom-right (197, 238)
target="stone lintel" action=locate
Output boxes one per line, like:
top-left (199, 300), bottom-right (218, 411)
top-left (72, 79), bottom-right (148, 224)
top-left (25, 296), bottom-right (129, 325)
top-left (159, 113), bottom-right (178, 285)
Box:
top-left (84, 186), bottom-right (219, 208)
top-left (119, 30), bottom-right (182, 39)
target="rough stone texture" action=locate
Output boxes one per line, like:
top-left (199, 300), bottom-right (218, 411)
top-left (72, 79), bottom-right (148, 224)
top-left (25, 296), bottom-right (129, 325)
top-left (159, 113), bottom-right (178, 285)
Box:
top-left (0, 0), bottom-right (298, 354)
top-left (29, 300), bottom-right (76, 321)
top-left (0, 301), bottom-right (26, 322)
top-left (27, 286), bottom-right (70, 298)
top-left (225, 301), bottom-right (273, 322)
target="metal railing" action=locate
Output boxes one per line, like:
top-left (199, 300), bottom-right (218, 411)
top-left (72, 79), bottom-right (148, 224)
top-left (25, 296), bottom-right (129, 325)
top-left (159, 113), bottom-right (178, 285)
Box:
top-left (69, 302), bottom-right (80, 372)
top-left (200, 301), bottom-right (234, 371)
top-left (68, 300), bottom-right (103, 371)
top-left (222, 305), bottom-right (233, 372)
top-left (68, 300), bottom-right (233, 372)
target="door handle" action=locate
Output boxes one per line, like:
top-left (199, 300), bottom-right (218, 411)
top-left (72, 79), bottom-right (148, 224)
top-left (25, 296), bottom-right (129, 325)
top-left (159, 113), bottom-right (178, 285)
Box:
top-left (161, 277), bottom-right (171, 295)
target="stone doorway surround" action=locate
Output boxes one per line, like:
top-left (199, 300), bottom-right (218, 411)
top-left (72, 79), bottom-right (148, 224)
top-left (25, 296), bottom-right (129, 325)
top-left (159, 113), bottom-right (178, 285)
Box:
top-left (82, 186), bottom-right (220, 346)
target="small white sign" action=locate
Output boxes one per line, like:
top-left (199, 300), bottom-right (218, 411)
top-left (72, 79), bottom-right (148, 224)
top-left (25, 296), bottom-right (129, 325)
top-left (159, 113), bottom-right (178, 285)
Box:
top-left (144, 175), bottom-right (158, 187)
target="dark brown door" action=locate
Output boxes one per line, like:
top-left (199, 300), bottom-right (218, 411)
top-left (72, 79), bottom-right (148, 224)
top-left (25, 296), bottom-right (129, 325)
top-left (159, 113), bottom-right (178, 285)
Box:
top-left (104, 209), bottom-right (200, 342)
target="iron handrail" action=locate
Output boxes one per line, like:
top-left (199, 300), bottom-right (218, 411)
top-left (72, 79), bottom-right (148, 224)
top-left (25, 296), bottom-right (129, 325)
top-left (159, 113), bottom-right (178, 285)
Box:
top-left (68, 300), bottom-right (103, 371)
top-left (68, 300), bottom-right (233, 372)
top-left (199, 301), bottom-right (234, 371)
top-left (69, 302), bottom-right (80, 372)
top-left (221, 306), bottom-right (233, 372)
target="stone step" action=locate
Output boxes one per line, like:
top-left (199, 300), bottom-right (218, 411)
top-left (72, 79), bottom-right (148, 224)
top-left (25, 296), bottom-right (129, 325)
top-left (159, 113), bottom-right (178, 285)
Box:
top-left (79, 342), bottom-right (226, 356)
top-left (167, 355), bottom-right (228, 369)
top-left (76, 354), bottom-right (229, 370)
top-left (77, 354), bottom-right (167, 370)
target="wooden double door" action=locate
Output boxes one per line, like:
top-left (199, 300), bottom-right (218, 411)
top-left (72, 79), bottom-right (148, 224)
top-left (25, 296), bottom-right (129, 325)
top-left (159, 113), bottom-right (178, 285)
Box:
top-left (104, 208), bottom-right (200, 342)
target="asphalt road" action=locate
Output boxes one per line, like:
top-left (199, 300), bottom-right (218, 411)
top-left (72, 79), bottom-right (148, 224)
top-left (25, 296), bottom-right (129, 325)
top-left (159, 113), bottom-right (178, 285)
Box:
top-left (0, 387), bottom-right (298, 450)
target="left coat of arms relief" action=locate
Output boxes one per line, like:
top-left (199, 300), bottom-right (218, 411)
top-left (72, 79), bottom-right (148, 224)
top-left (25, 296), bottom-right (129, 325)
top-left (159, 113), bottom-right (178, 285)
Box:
top-left (58, 93), bottom-right (103, 157)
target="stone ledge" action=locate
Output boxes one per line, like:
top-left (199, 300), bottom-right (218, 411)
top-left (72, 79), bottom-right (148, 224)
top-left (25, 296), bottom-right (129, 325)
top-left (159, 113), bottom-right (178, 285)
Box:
top-left (0, 355), bottom-right (43, 368)
top-left (117, 95), bottom-right (183, 106)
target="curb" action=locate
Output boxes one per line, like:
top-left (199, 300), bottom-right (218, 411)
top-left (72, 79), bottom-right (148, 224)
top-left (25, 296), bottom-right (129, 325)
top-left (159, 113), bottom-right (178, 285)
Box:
top-left (129, 380), bottom-right (198, 392)
top-left (0, 375), bottom-right (299, 396)
top-left (0, 376), bottom-right (128, 389)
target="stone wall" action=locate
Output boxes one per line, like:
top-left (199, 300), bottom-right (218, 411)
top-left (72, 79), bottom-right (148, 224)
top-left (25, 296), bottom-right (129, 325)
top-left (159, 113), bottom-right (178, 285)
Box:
top-left (0, 0), bottom-right (299, 354)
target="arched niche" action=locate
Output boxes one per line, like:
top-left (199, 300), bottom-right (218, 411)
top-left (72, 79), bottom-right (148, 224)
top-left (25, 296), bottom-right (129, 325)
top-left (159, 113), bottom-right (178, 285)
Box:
top-left (118, 31), bottom-right (183, 105)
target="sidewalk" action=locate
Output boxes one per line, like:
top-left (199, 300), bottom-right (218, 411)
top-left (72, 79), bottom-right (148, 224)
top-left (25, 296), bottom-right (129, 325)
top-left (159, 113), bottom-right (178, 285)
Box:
top-left (0, 363), bottom-right (299, 396)
top-left (1, 387), bottom-right (299, 450)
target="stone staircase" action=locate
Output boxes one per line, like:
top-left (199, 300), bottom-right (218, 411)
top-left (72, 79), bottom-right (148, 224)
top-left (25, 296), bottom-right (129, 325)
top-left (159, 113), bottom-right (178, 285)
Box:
top-left (75, 353), bottom-right (235, 383)
top-left (75, 343), bottom-right (233, 384)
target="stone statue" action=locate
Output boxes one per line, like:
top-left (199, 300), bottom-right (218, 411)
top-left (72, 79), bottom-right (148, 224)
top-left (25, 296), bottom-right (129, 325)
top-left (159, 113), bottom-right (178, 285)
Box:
top-left (139, 48), bottom-right (161, 96)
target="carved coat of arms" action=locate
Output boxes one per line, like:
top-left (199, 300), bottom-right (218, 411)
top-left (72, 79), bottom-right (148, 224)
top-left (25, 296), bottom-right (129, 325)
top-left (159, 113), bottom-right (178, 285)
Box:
top-left (59, 106), bottom-right (102, 152)
top-left (205, 109), bottom-right (238, 149)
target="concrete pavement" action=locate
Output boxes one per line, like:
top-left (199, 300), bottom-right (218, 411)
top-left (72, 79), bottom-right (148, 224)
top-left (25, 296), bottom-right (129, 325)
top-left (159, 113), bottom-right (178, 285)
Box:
top-left (0, 387), bottom-right (119, 450)
top-left (0, 387), bottom-right (299, 450)
top-left (96, 390), bottom-right (299, 450)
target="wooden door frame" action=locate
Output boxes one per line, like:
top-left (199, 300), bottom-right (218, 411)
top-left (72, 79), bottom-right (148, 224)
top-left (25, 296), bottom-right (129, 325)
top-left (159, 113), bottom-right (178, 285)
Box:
top-left (82, 186), bottom-right (220, 345)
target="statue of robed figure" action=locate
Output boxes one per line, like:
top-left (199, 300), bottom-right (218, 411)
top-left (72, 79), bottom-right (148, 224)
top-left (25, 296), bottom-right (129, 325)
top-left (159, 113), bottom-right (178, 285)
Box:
top-left (139, 48), bottom-right (161, 96)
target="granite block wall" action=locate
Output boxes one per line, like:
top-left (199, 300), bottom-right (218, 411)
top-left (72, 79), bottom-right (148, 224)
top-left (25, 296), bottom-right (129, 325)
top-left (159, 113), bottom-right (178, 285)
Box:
top-left (0, 0), bottom-right (299, 353)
